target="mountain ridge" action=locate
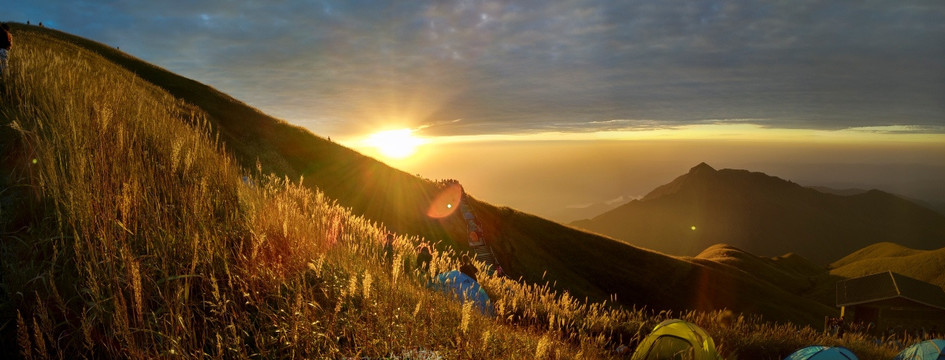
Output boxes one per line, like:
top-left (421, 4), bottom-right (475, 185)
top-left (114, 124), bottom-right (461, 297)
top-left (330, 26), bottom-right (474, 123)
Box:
top-left (572, 163), bottom-right (945, 264)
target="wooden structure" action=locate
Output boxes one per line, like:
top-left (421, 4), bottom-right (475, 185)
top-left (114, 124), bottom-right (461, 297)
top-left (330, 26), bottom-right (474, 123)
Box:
top-left (836, 271), bottom-right (945, 333)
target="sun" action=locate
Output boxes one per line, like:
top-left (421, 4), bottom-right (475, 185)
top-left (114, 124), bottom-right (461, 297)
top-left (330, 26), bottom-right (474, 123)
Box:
top-left (364, 128), bottom-right (425, 159)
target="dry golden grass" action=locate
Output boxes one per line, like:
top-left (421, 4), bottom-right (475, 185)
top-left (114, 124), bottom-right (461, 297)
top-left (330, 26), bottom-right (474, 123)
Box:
top-left (831, 242), bottom-right (945, 288)
top-left (0, 29), bottom-right (604, 359)
top-left (0, 27), bottom-right (919, 359)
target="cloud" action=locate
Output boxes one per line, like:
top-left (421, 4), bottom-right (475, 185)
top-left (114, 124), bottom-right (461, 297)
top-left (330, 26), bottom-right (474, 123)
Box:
top-left (9, 1), bottom-right (945, 136)
top-left (842, 125), bottom-right (945, 134)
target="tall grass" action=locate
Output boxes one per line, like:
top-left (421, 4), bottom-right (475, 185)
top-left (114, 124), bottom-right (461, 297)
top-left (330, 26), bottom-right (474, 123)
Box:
top-left (0, 29), bottom-right (601, 359)
top-left (0, 28), bottom-right (916, 359)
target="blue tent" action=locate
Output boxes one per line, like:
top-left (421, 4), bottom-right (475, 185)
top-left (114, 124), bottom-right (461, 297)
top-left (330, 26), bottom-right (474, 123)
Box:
top-left (429, 270), bottom-right (493, 316)
top-left (895, 339), bottom-right (945, 360)
top-left (785, 346), bottom-right (858, 360)
top-left (784, 346), bottom-right (859, 360)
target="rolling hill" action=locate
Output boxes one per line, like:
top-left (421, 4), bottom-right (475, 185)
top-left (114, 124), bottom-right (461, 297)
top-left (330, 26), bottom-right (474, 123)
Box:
top-left (694, 244), bottom-right (827, 296)
top-left (572, 162), bottom-right (945, 264)
top-left (0, 24), bottom-right (843, 331)
top-left (830, 242), bottom-right (945, 289)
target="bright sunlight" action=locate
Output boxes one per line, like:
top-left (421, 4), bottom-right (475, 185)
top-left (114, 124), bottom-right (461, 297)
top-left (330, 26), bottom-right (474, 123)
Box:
top-left (363, 128), bottom-right (425, 159)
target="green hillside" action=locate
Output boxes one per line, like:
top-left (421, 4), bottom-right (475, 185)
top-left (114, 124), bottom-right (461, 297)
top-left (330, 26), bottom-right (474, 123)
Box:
top-left (572, 163), bottom-right (945, 264)
top-left (0, 24), bottom-right (910, 358)
top-left (830, 242), bottom-right (945, 288)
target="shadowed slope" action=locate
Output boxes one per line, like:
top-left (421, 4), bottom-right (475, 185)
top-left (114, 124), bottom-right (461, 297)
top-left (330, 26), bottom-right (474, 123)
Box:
top-left (695, 244), bottom-right (827, 296)
top-left (470, 204), bottom-right (836, 325)
top-left (694, 244), bottom-right (840, 306)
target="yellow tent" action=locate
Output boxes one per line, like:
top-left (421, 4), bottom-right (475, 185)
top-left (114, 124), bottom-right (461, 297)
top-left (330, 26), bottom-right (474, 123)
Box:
top-left (631, 319), bottom-right (723, 360)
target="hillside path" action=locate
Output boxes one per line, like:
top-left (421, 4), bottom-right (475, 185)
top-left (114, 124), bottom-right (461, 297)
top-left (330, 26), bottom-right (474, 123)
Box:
top-left (459, 191), bottom-right (501, 273)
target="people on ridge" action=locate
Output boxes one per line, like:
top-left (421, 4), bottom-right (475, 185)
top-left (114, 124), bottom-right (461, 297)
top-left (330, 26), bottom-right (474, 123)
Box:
top-left (460, 255), bottom-right (478, 282)
top-left (0, 23), bottom-right (12, 75)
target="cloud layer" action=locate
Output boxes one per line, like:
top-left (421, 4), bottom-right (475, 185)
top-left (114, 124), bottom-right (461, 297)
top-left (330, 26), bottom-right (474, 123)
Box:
top-left (9, 1), bottom-right (945, 136)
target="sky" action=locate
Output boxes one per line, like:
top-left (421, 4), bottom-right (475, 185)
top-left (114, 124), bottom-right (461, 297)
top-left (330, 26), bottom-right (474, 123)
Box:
top-left (8, 1), bottom-right (945, 222)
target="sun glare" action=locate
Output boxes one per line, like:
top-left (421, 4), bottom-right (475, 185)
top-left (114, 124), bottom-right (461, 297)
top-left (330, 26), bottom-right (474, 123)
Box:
top-left (364, 128), bottom-right (425, 159)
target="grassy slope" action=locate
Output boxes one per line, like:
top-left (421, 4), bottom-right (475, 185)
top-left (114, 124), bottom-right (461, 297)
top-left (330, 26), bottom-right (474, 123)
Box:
top-left (830, 242), bottom-right (945, 288)
top-left (693, 244), bottom-right (841, 307)
top-left (9, 24), bottom-right (844, 326)
top-left (0, 24), bottom-right (913, 359)
top-left (694, 244), bottom-right (828, 297)
top-left (5, 24), bottom-right (458, 242)
top-left (0, 26), bottom-right (622, 359)
top-left (473, 204), bottom-right (839, 325)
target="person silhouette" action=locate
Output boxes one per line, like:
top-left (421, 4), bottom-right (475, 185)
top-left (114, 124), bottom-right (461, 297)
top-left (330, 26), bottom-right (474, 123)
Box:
top-left (416, 244), bottom-right (432, 273)
top-left (459, 255), bottom-right (479, 282)
top-left (0, 23), bottom-right (12, 75)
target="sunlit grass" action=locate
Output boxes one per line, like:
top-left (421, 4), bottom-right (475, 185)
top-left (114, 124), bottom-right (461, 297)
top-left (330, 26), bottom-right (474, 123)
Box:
top-left (0, 28), bottom-right (600, 359)
top-left (0, 26), bottom-right (917, 359)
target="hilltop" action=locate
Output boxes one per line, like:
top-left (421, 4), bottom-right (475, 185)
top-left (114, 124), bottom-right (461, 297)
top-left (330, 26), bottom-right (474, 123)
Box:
top-left (572, 162), bottom-right (945, 264)
top-left (694, 244), bottom-right (827, 296)
top-left (830, 242), bottom-right (945, 288)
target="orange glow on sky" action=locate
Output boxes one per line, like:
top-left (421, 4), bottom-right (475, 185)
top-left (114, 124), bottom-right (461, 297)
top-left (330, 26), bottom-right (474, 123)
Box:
top-left (344, 124), bottom-right (945, 223)
top-left (411, 124), bottom-right (945, 145)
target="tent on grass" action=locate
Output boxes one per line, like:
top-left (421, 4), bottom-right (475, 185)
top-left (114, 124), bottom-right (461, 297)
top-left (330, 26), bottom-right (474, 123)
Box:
top-left (784, 346), bottom-right (858, 360)
top-left (429, 270), bottom-right (493, 316)
top-left (630, 319), bottom-right (722, 360)
top-left (894, 339), bottom-right (945, 360)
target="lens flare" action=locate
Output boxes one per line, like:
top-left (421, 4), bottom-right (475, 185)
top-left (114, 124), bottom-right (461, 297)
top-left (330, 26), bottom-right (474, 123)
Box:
top-left (427, 183), bottom-right (463, 219)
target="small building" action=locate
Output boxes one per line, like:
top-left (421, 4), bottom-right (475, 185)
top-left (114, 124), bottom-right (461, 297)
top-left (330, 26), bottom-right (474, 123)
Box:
top-left (836, 271), bottom-right (945, 333)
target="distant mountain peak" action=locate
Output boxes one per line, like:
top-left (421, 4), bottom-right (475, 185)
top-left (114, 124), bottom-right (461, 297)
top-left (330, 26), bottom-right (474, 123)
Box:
top-left (576, 163), bottom-right (945, 264)
top-left (640, 162), bottom-right (719, 201)
top-left (689, 162), bottom-right (716, 174)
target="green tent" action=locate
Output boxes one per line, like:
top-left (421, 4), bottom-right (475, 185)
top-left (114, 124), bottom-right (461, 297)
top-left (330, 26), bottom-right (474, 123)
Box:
top-left (631, 319), bottom-right (723, 360)
top-left (894, 339), bottom-right (945, 360)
